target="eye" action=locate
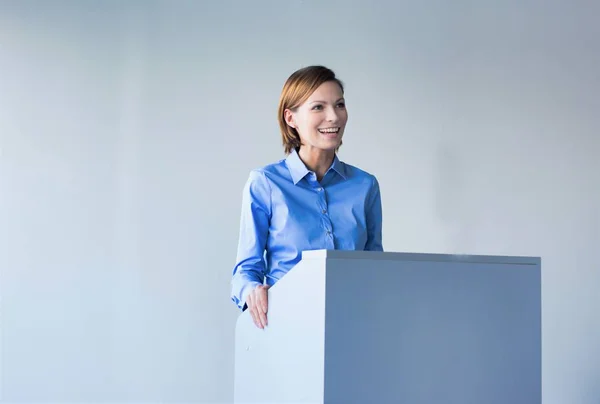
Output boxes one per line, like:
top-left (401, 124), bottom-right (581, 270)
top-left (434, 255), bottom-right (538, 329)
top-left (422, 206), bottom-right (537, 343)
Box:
top-left (311, 104), bottom-right (323, 110)
top-left (336, 102), bottom-right (346, 108)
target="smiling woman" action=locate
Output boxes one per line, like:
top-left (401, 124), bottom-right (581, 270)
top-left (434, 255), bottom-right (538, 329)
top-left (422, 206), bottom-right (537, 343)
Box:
top-left (278, 67), bottom-right (348, 162)
top-left (230, 65), bottom-right (384, 328)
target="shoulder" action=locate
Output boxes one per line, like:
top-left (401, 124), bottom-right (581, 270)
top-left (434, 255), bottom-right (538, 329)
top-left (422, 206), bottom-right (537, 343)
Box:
top-left (340, 161), bottom-right (380, 188)
top-left (243, 157), bottom-right (290, 194)
top-left (250, 159), bottom-right (287, 181)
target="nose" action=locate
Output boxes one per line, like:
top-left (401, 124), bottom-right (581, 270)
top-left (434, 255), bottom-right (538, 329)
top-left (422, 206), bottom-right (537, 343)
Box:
top-left (325, 105), bottom-right (339, 122)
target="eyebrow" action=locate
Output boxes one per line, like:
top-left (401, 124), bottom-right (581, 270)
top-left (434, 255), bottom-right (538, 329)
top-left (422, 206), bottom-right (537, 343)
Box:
top-left (309, 98), bottom-right (345, 104)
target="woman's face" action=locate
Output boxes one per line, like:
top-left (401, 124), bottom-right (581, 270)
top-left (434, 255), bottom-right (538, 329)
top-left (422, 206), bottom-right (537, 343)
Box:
top-left (285, 81), bottom-right (348, 153)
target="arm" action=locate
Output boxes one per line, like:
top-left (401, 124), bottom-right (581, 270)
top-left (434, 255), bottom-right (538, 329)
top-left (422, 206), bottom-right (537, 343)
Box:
top-left (364, 175), bottom-right (384, 251)
top-left (231, 170), bottom-right (272, 310)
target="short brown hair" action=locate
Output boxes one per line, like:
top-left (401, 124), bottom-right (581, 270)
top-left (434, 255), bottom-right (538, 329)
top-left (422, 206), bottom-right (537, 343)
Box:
top-left (277, 66), bottom-right (345, 154)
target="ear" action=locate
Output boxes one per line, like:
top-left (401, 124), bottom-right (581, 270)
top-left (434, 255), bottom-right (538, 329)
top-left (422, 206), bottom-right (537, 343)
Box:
top-left (284, 109), bottom-right (296, 129)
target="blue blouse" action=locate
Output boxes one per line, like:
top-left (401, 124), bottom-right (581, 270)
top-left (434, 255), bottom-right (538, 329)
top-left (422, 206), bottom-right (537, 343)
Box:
top-left (231, 149), bottom-right (383, 310)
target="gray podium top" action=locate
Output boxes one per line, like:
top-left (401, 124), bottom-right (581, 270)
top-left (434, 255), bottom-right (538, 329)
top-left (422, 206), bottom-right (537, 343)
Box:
top-left (301, 249), bottom-right (541, 265)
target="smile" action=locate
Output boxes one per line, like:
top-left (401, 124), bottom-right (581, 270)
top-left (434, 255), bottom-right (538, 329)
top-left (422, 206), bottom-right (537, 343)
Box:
top-left (318, 127), bottom-right (340, 134)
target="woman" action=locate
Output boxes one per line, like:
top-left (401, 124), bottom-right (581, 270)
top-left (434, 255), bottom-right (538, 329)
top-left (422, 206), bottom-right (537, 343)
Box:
top-left (231, 65), bottom-right (384, 328)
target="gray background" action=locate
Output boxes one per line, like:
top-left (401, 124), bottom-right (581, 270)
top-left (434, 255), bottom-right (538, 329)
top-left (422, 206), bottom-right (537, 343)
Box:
top-left (1, 0), bottom-right (598, 403)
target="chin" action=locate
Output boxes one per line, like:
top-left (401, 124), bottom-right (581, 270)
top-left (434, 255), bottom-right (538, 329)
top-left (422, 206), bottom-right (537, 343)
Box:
top-left (321, 141), bottom-right (342, 151)
top-left (318, 134), bottom-right (342, 146)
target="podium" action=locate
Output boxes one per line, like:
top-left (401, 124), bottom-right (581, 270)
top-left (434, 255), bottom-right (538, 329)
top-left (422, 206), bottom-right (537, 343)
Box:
top-left (234, 250), bottom-right (541, 404)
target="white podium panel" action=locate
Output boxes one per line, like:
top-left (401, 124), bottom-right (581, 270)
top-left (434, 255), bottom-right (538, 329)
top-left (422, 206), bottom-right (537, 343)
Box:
top-left (234, 250), bottom-right (541, 404)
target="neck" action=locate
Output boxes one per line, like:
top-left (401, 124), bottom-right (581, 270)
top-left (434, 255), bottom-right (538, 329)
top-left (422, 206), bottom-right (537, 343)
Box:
top-left (298, 146), bottom-right (335, 181)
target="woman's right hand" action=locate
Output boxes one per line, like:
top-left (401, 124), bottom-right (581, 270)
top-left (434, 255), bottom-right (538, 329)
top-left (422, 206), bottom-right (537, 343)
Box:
top-left (246, 285), bottom-right (270, 329)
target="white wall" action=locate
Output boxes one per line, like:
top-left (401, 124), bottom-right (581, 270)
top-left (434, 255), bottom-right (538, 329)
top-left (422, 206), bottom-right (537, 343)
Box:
top-left (1, 1), bottom-right (598, 403)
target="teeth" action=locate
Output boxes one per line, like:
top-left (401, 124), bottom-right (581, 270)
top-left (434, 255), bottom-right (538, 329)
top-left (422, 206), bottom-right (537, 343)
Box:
top-left (318, 128), bottom-right (339, 133)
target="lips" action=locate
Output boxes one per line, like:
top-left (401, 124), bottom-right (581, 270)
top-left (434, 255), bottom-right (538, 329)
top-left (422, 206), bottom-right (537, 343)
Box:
top-left (318, 127), bottom-right (340, 134)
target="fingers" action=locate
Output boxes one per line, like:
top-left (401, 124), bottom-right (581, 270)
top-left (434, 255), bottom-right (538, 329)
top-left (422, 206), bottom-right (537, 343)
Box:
top-left (257, 286), bottom-right (268, 328)
top-left (247, 293), bottom-right (260, 328)
top-left (247, 286), bottom-right (269, 329)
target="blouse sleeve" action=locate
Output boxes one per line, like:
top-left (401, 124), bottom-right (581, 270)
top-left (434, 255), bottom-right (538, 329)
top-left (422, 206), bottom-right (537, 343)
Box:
top-left (364, 175), bottom-right (384, 251)
top-left (230, 170), bottom-right (272, 310)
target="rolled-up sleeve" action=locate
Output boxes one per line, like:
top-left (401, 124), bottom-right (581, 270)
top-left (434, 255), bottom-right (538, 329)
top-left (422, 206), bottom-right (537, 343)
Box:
top-left (364, 175), bottom-right (383, 251)
top-left (231, 170), bottom-right (272, 310)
